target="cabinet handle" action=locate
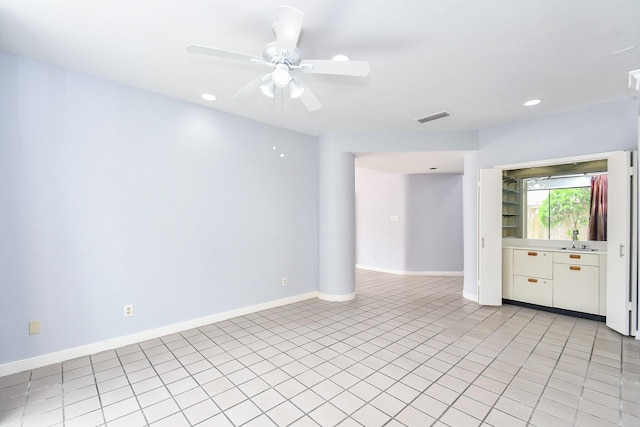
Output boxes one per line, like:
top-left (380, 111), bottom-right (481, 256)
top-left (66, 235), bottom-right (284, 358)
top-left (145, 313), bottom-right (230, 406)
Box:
top-left (527, 278), bottom-right (538, 283)
top-left (569, 266), bottom-right (581, 271)
top-left (527, 252), bottom-right (537, 256)
top-left (569, 254), bottom-right (581, 259)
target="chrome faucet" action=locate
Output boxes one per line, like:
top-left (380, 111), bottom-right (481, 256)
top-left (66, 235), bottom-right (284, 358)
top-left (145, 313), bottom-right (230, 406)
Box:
top-left (571, 230), bottom-right (579, 248)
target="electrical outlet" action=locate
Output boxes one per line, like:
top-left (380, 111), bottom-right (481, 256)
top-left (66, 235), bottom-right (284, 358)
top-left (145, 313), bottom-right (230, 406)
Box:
top-left (29, 321), bottom-right (40, 335)
top-left (123, 304), bottom-right (134, 317)
top-left (281, 277), bottom-right (288, 287)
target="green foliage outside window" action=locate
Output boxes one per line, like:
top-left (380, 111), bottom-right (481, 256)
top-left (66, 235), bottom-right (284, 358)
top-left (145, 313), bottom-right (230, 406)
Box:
top-left (537, 187), bottom-right (591, 238)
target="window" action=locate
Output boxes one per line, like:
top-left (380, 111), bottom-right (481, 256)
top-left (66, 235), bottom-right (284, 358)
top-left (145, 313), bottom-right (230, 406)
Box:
top-left (503, 159), bottom-right (608, 241)
top-left (525, 175), bottom-right (593, 240)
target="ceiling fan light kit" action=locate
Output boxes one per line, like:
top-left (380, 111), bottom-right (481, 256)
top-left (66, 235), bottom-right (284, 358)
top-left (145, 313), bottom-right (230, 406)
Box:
top-left (271, 64), bottom-right (292, 87)
top-left (260, 80), bottom-right (275, 98)
top-left (186, 5), bottom-right (370, 111)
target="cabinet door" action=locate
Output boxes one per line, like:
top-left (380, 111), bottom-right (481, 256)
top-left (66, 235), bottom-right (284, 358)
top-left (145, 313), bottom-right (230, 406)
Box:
top-left (553, 264), bottom-right (599, 314)
top-left (607, 151), bottom-right (634, 335)
top-left (478, 168), bottom-right (502, 305)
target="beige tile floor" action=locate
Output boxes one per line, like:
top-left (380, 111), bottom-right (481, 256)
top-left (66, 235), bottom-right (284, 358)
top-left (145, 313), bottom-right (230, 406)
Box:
top-left (1, 269), bottom-right (639, 426)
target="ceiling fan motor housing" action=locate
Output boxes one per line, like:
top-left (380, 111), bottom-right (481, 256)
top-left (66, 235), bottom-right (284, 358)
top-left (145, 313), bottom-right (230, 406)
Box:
top-left (262, 41), bottom-right (301, 66)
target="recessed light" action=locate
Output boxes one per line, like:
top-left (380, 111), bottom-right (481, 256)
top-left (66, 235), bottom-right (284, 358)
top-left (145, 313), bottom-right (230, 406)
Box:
top-left (201, 93), bottom-right (217, 101)
top-left (523, 99), bottom-right (542, 107)
top-left (332, 54), bottom-right (349, 61)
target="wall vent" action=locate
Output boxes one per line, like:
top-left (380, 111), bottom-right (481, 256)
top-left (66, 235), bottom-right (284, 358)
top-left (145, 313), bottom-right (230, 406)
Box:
top-left (415, 111), bottom-right (450, 124)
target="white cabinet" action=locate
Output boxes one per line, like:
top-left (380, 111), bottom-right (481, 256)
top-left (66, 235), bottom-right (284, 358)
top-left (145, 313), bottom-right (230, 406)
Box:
top-left (512, 249), bottom-right (553, 306)
top-left (553, 252), bottom-right (600, 314)
top-left (504, 248), bottom-right (606, 316)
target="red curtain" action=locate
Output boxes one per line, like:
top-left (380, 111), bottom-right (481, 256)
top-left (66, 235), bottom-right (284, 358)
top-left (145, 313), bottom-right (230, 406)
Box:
top-left (588, 175), bottom-right (607, 241)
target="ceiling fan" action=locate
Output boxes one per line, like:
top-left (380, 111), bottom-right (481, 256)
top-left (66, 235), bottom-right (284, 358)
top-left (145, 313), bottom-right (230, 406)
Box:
top-left (186, 5), bottom-right (371, 111)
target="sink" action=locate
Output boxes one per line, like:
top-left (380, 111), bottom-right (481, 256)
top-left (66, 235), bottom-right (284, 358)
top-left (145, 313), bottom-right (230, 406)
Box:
top-left (559, 247), bottom-right (598, 252)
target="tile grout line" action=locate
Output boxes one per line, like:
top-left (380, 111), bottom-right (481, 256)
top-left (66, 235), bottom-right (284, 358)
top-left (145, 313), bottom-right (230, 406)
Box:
top-left (2, 272), bottom-right (639, 427)
top-left (89, 353), bottom-right (107, 426)
top-left (441, 305), bottom-right (551, 426)
top-left (114, 345), bottom-right (152, 426)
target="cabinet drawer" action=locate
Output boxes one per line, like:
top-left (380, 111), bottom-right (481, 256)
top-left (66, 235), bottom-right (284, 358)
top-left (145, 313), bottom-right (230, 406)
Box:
top-left (553, 252), bottom-right (599, 266)
top-left (552, 264), bottom-right (599, 314)
top-left (513, 275), bottom-right (553, 306)
top-left (513, 250), bottom-right (552, 279)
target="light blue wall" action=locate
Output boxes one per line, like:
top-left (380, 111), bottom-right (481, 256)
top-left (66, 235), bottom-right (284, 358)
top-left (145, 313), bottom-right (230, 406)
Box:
top-left (321, 131), bottom-right (479, 153)
top-left (355, 169), bottom-right (463, 272)
top-left (3, 50), bottom-right (634, 365)
top-left (405, 173), bottom-right (463, 272)
top-left (0, 53), bottom-right (319, 364)
top-left (478, 99), bottom-right (638, 167)
top-left (319, 131), bottom-right (477, 295)
top-left (354, 167), bottom-right (406, 270)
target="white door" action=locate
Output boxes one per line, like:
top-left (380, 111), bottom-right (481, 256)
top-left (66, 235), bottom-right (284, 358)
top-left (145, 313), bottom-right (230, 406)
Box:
top-left (606, 151), bottom-right (634, 335)
top-left (478, 168), bottom-right (503, 305)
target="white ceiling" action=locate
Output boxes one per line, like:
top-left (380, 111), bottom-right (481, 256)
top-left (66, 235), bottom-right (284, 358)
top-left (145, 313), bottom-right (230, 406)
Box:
top-left (355, 152), bottom-right (466, 175)
top-left (1, 1), bottom-right (639, 156)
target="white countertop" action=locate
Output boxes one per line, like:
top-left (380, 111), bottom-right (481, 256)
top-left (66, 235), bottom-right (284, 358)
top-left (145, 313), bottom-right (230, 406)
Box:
top-left (502, 238), bottom-right (607, 254)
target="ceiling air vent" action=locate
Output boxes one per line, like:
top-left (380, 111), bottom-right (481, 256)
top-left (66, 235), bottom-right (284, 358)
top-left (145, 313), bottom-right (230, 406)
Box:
top-left (415, 111), bottom-right (450, 124)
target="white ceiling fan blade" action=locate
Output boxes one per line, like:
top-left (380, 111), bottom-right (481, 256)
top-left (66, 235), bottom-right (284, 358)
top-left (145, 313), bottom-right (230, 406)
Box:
top-left (230, 73), bottom-right (271, 100)
top-left (275, 6), bottom-right (304, 59)
top-left (300, 60), bottom-right (371, 77)
top-left (293, 79), bottom-right (322, 112)
top-left (186, 44), bottom-right (264, 64)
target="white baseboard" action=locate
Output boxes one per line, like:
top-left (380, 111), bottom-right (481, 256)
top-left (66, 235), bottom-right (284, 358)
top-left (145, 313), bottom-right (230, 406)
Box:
top-left (318, 292), bottom-right (356, 302)
top-left (356, 264), bottom-right (463, 277)
top-left (0, 292), bottom-right (318, 377)
top-left (463, 290), bottom-right (478, 303)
